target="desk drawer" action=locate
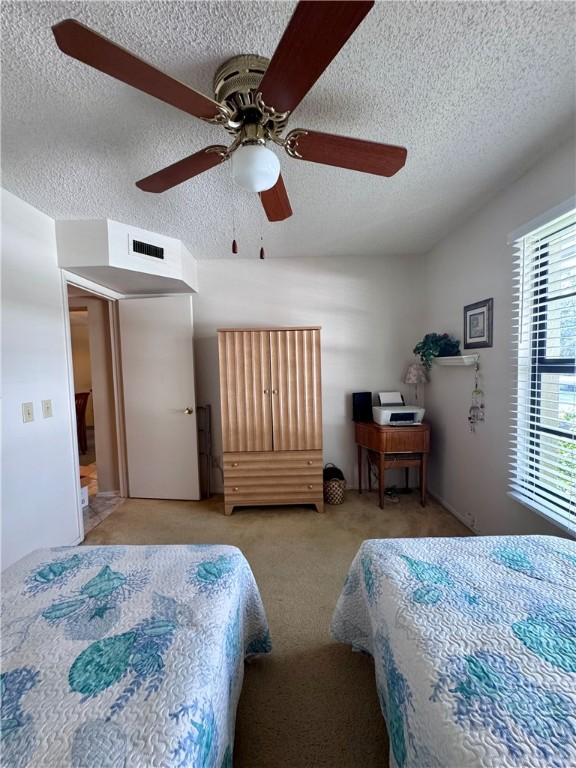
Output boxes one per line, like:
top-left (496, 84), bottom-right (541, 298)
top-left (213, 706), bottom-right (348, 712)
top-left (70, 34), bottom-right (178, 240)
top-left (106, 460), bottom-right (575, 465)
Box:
top-left (383, 428), bottom-right (429, 453)
top-left (355, 422), bottom-right (430, 453)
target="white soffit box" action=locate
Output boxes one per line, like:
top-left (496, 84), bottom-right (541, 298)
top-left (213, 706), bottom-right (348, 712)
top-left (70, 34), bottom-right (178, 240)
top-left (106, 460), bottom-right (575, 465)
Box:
top-left (55, 219), bottom-right (198, 295)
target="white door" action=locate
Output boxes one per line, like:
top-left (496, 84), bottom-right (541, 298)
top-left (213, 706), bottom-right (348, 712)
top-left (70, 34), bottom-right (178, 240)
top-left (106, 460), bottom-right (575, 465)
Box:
top-left (119, 295), bottom-right (200, 499)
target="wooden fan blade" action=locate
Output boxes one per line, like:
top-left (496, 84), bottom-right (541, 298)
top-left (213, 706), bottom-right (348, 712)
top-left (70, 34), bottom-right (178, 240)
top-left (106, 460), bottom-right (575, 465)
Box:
top-left (258, 1), bottom-right (374, 114)
top-left (136, 146), bottom-right (227, 193)
top-left (259, 175), bottom-right (293, 221)
top-left (52, 19), bottom-right (226, 122)
top-left (285, 129), bottom-right (407, 177)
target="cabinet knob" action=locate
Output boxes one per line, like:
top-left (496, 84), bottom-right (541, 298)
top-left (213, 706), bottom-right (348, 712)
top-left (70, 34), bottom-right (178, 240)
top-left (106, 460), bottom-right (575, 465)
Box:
top-left (272, 389), bottom-right (278, 395)
top-left (263, 389), bottom-right (270, 395)
top-left (232, 462), bottom-right (239, 467)
top-left (307, 460), bottom-right (313, 465)
top-left (307, 484), bottom-right (313, 489)
top-left (233, 487), bottom-right (239, 492)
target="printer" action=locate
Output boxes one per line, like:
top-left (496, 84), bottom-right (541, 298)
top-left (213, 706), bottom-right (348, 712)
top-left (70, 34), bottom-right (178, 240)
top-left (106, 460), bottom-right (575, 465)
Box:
top-left (372, 391), bottom-right (425, 426)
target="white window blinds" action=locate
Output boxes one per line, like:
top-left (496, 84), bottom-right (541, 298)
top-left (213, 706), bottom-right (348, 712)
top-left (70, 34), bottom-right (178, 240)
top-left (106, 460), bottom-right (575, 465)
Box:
top-left (510, 208), bottom-right (576, 532)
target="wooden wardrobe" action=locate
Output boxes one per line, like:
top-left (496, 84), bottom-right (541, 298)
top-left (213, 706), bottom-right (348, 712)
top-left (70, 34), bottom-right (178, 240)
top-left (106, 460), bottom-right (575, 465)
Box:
top-left (218, 327), bottom-right (323, 515)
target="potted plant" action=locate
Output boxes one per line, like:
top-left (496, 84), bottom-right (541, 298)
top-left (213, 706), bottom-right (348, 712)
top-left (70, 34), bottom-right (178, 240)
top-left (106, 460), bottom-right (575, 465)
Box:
top-left (413, 333), bottom-right (460, 371)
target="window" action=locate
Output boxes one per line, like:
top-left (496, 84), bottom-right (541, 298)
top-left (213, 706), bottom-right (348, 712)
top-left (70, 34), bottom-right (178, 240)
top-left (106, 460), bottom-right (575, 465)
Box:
top-left (510, 207), bottom-right (576, 532)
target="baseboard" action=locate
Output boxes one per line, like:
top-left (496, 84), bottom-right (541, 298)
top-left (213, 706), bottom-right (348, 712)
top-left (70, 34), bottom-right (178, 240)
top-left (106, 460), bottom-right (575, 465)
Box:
top-left (427, 489), bottom-right (477, 534)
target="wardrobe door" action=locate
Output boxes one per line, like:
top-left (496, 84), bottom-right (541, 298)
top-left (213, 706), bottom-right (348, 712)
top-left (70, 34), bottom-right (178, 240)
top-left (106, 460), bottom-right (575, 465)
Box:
top-left (270, 329), bottom-right (322, 451)
top-left (218, 330), bottom-right (272, 452)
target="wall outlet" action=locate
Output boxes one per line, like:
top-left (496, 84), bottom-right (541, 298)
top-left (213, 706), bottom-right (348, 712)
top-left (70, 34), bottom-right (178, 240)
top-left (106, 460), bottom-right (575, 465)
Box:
top-left (22, 402), bottom-right (34, 423)
top-left (42, 399), bottom-right (53, 418)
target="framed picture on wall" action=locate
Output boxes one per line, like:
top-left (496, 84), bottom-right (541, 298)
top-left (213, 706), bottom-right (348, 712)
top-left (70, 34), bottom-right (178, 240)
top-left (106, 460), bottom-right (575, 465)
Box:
top-left (464, 298), bottom-right (493, 348)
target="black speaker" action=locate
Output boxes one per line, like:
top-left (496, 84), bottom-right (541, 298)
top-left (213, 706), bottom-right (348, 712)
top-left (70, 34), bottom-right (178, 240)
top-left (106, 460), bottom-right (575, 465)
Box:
top-left (352, 392), bottom-right (372, 422)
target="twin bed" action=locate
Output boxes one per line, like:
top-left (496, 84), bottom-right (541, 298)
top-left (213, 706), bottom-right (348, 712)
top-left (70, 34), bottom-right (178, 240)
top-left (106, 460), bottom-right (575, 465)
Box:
top-left (1, 545), bottom-right (270, 768)
top-left (332, 535), bottom-right (576, 768)
top-left (2, 535), bottom-right (575, 767)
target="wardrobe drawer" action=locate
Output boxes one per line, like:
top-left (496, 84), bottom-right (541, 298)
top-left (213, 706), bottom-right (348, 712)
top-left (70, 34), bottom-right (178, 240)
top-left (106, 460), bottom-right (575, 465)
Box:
top-left (223, 450), bottom-right (322, 499)
top-left (224, 450), bottom-right (322, 474)
top-left (224, 482), bottom-right (322, 501)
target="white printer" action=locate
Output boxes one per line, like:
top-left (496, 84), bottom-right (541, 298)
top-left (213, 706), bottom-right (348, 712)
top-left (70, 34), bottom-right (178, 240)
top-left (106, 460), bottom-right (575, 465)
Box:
top-left (372, 391), bottom-right (425, 426)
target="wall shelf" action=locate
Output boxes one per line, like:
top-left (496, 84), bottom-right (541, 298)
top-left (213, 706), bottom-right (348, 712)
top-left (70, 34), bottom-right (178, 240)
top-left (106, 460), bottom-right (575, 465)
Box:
top-left (433, 354), bottom-right (479, 367)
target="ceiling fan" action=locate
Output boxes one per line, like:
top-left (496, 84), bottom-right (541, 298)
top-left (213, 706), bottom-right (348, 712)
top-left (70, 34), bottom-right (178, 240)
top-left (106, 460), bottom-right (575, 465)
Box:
top-left (52, 1), bottom-right (407, 223)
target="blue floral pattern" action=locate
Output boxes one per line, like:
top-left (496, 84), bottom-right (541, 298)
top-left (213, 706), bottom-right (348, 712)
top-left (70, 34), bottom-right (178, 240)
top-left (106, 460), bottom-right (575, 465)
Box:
top-left (432, 651), bottom-right (575, 767)
top-left (169, 701), bottom-right (221, 768)
top-left (512, 603), bottom-right (576, 673)
top-left (24, 548), bottom-right (125, 595)
top-left (42, 565), bottom-right (150, 640)
top-left (399, 553), bottom-right (500, 622)
top-left (0, 667), bottom-right (40, 768)
top-left (361, 554), bottom-right (379, 604)
top-left (187, 554), bottom-right (242, 595)
top-left (69, 607), bottom-right (177, 719)
top-left (376, 632), bottom-right (414, 768)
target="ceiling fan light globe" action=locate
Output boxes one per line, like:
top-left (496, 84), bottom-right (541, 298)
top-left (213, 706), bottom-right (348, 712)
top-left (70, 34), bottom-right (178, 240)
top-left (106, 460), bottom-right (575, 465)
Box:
top-left (231, 144), bottom-right (281, 193)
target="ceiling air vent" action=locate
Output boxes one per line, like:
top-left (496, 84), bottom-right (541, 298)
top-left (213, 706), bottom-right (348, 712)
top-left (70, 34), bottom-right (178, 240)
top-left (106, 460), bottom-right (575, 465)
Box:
top-left (132, 239), bottom-right (164, 260)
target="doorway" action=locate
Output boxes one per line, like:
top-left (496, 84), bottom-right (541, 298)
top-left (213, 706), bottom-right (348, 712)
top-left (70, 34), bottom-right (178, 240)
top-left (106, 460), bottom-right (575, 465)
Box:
top-left (67, 283), bottom-right (125, 534)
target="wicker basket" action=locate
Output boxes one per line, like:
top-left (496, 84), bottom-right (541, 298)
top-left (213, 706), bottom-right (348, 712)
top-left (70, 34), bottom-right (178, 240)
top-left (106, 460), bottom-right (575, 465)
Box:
top-left (324, 477), bottom-right (346, 505)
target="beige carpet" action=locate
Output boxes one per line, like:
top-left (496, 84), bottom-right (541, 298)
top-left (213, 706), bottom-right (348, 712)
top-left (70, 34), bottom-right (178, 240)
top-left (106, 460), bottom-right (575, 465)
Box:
top-left (85, 491), bottom-right (470, 767)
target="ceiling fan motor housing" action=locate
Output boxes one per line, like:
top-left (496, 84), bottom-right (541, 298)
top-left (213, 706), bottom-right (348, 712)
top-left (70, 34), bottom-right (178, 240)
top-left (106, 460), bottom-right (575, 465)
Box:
top-left (213, 54), bottom-right (288, 136)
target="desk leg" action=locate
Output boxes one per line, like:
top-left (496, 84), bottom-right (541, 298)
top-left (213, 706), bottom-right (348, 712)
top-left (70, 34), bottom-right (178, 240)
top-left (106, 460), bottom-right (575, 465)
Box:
top-left (357, 444), bottom-right (362, 495)
top-left (367, 454), bottom-right (372, 492)
top-left (379, 453), bottom-right (385, 510)
top-left (420, 454), bottom-right (428, 507)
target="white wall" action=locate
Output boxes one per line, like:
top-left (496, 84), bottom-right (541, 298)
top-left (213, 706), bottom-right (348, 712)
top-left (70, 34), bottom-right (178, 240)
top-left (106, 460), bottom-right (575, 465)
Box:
top-left (1, 190), bottom-right (81, 568)
top-left (193, 256), bottom-right (425, 491)
top-left (422, 137), bottom-right (576, 536)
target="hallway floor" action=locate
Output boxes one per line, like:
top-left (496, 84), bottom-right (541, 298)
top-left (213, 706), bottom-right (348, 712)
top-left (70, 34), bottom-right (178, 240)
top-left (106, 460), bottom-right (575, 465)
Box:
top-left (84, 490), bottom-right (471, 768)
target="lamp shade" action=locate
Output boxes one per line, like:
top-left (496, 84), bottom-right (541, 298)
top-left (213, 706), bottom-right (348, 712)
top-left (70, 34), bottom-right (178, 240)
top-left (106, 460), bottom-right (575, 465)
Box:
top-left (403, 363), bottom-right (428, 385)
top-left (231, 144), bottom-right (281, 192)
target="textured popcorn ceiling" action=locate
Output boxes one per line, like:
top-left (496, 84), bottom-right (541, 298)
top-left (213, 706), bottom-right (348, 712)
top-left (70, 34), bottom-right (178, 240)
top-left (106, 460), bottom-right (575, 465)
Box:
top-left (1, 1), bottom-right (574, 259)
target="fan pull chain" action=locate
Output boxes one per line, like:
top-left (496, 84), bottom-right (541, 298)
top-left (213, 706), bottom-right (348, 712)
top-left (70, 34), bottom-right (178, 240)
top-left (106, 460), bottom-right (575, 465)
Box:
top-left (259, 201), bottom-right (265, 259)
top-left (231, 164), bottom-right (238, 254)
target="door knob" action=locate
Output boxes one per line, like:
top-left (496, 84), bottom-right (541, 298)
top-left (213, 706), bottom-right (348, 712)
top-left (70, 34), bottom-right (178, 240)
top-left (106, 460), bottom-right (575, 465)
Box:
top-left (183, 407), bottom-right (194, 415)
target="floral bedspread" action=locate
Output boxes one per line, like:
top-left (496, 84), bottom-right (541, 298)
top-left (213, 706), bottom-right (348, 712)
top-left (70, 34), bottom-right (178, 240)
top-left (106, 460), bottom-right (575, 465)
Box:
top-left (331, 535), bottom-right (576, 768)
top-left (1, 544), bottom-right (271, 768)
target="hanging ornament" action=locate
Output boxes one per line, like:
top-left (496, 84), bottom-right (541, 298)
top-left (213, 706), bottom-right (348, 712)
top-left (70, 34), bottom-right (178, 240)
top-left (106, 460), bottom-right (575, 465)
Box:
top-left (259, 247), bottom-right (265, 259)
top-left (468, 359), bottom-right (485, 432)
top-left (232, 240), bottom-right (238, 254)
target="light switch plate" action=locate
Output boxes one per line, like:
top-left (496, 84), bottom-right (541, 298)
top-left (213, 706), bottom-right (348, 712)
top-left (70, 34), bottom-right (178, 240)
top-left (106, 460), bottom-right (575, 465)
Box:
top-left (22, 402), bottom-right (34, 423)
top-left (42, 399), bottom-right (53, 418)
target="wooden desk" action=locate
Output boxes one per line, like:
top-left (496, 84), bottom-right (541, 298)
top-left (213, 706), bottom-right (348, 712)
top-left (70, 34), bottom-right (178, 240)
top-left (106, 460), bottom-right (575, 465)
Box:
top-left (355, 422), bottom-right (430, 509)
